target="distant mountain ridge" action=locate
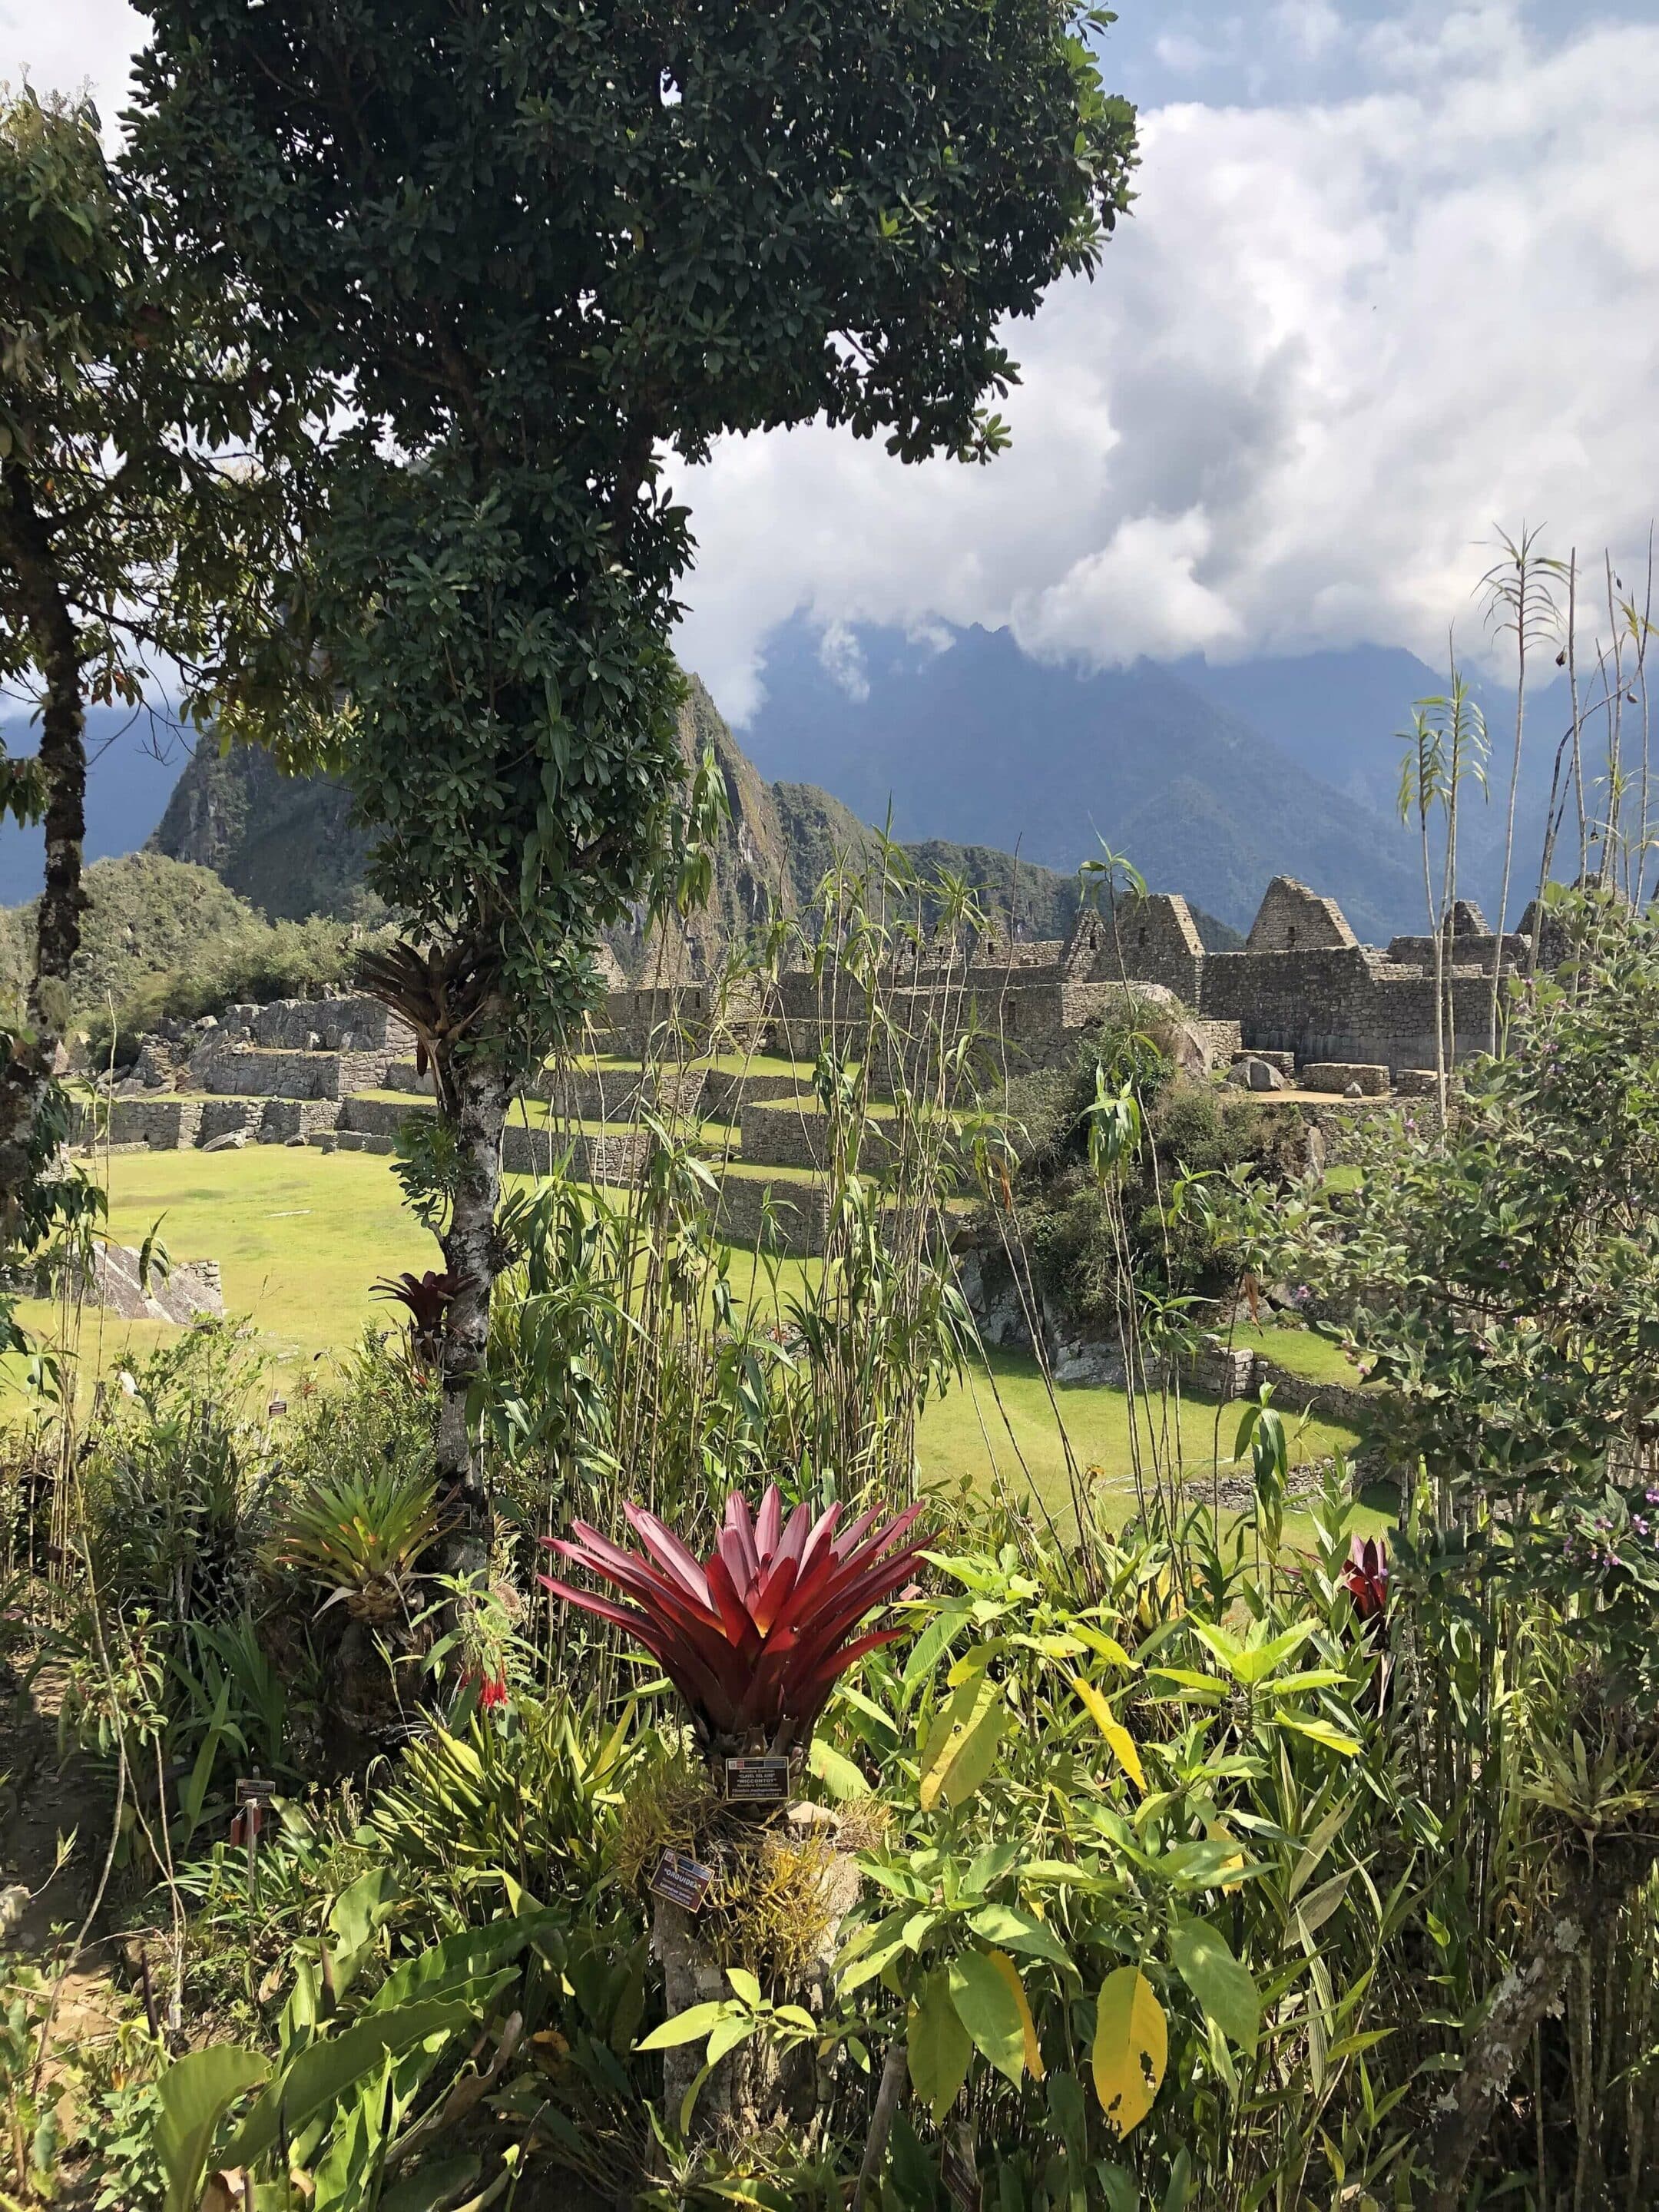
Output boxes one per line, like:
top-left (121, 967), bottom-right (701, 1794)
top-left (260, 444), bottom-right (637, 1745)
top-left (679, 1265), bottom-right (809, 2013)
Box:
top-left (740, 619), bottom-right (1572, 939)
top-left (147, 676), bottom-right (1246, 972)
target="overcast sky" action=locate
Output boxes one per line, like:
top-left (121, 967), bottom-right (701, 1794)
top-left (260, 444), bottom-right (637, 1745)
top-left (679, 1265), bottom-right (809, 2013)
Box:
top-left (8, 0), bottom-right (1658, 720)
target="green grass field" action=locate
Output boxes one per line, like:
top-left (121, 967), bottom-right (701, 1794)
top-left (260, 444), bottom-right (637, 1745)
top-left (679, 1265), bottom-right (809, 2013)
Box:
top-left (5, 1147), bottom-right (1382, 1534)
top-left (916, 1344), bottom-right (1377, 1536)
top-left (1223, 1320), bottom-right (1373, 1388)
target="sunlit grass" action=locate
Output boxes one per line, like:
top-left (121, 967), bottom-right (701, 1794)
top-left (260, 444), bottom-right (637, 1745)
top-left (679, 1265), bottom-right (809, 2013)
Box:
top-left (5, 1150), bottom-right (1392, 1544)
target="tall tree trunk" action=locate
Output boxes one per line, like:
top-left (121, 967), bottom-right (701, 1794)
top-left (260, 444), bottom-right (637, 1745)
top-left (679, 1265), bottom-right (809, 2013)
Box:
top-left (0, 468), bottom-right (86, 1223)
top-left (433, 1045), bottom-right (506, 1581)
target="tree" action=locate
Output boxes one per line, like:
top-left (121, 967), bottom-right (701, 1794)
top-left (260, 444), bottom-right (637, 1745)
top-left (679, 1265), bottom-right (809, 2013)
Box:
top-left (0, 85), bottom-right (285, 1236)
top-left (130, 0), bottom-right (1138, 1565)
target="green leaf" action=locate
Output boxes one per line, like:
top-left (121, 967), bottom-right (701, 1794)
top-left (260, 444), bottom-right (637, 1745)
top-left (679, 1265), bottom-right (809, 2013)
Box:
top-left (637, 2000), bottom-right (738, 2051)
top-left (223, 2000), bottom-right (473, 2170)
top-left (1171, 1920), bottom-right (1261, 2055)
top-left (154, 2044), bottom-right (269, 2212)
top-left (705, 2013), bottom-right (757, 2067)
top-left (1276, 1712), bottom-right (1362, 1757)
top-left (902, 1603), bottom-right (972, 1697)
top-left (726, 1968), bottom-right (762, 2011)
top-left (948, 1949), bottom-right (1026, 2085)
top-left (1230, 1624), bottom-right (1318, 1687)
top-left (375, 1914), bottom-right (551, 2012)
top-left (907, 1970), bottom-right (972, 2124)
top-left (918, 1671), bottom-right (1007, 1812)
top-left (808, 1737), bottom-right (871, 1800)
top-left (965, 1902), bottom-right (1073, 1969)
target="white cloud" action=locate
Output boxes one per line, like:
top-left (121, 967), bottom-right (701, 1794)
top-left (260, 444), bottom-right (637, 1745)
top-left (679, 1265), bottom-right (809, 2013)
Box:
top-left (675, 4), bottom-right (1659, 717)
top-left (816, 621), bottom-right (869, 702)
top-left (9, 3), bottom-right (1656, 727)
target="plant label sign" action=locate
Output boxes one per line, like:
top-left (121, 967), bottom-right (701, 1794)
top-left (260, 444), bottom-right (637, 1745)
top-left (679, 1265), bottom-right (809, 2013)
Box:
top-left (724, 1754), bottom-right (790, 1804)
top-left (236, 1776), bottom-right (277, 1809)
top-left (940, 2122), bottom-right (980, 2212)
top-left (649, 1849), bottom-right (716, 1913)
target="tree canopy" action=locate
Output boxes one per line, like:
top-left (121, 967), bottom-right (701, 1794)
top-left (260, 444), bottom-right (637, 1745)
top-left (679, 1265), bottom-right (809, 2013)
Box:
top-left (128, 0), bottom-right (1138, 1548)
top-left (0, 84), bottom-right (286, 1232)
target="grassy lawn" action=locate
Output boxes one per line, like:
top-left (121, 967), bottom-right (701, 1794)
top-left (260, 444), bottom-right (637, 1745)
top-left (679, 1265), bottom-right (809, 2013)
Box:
top-left (916, 1346), bottom-right (1385, 1541)
top-left (1223, 1321), bottom-right (1373, 1389)
top-left (2, 1150), bottom-right (1392, 1540)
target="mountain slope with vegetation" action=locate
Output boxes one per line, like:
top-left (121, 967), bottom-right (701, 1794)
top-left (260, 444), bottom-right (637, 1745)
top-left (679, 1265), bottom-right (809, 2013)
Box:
top-left (147, 675), bottom-right (1242, 974)
top-left (741, 618), bottom-right (1448, 939)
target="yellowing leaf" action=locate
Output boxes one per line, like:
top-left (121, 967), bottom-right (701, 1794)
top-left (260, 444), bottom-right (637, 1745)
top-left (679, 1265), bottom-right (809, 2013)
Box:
top-left (985, 1949), bottom-right (1044, 2081)
top-left (919, 1671), bottom-right (1007, 1812)
top-left (1071, 1675), bottom-right (1146, 1795)
top-left (1276, 1713), bottom-right (1362, 1757)
top-left (808, 1737), bottom-right (871, 1800)
top-left (1204, 1820), bottom-right (1247, 1894)
top-left (1091, 1966), bottom-right (1166, 2138)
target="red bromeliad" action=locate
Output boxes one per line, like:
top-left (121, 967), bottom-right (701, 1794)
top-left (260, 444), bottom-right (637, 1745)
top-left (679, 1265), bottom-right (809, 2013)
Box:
top-left (372, 1269), bottom-right (455, 1368)
top-left (540, 1485), bottom-right (926, 1761)
top-left (1343, 1535), bottom-right (1389, 1624)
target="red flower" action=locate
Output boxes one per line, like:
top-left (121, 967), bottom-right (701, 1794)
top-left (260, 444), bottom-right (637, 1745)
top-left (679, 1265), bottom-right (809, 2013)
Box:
top-left (462, 1668), bottom-right (510, 1710)
top-left (540, 1484), bottom-right (925, 1753)
top-left (1342, 1535), bottom-right (1389, 1622)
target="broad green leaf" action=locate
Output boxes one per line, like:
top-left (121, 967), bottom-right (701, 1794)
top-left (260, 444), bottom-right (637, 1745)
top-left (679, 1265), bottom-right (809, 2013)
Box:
top-left (155, 2045), bottom-right (269, 2212)
top-left (1260, 1670), bottom-right (1351, 1696)
top-left (907, 1969), bottom-right (972, 2123)
top-left (1276, 1712), bottom-right (1361, 1757)
top-left (1230, 1623), bottom-right (1318, 1687)
top-left (1163, 2144), bottom-right (1194, 2212)
top-left (1070, 1622), bottom-right (1139, 1669)
top-left (637, 2000), bottom-right (738, 2051)
top-left (375, 1915), bottom-right (551, 2012)
top-left (919, 1671), bottom-right (1006, 1811)
top-left (1292, 1868), bottom-right (1354, 1942)
top-left (1147, 1667), bottom-right (1228, 1700)
top-left (960, 1839), bottom-right (1024, 1898)
top-left (902, 1603), bottom-right (972, 1696)
top-left (329, 1866), bottom-right (396, 1956)
top-left (1071, 1675), bottom-right (1146, 1794)
top-left (949, 1949), bottom-right (1027, 2084)
top-left (1171, 1920), bottom-right (1261, 2055)
top-left (224, 2001), bottom-right (478, 2170)
top-left (809, 1737), bottom-right (871, 1800)
top-left (1091, 1966), bottom-right (1166, 2138)
top-left (967, 1902), bottom-right (1073, 1969)
top-left (1188, 1621), bottom-right (1241, 1677)
top-left (726, 1968), bottom-right (762, 2010)
top-left (705, 2013), bottom-right (757, 2067)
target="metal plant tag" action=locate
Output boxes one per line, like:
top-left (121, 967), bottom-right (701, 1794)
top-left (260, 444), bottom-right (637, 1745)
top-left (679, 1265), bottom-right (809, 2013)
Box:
top-left (648, 1849), bottom-right (716, 1912)
top-left (724, 1754), bottom-right (790, 1804)
top-left (236, 1776), bottom-right (277, 1808)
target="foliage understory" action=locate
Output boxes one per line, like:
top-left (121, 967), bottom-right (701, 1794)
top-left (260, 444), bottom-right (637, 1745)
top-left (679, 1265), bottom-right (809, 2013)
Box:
top-left (0, 885), bottom-right (1653, 2212)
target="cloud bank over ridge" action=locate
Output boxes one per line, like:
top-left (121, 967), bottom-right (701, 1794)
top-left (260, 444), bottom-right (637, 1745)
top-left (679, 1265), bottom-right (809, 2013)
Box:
top-left (5, 2), bottom-right (1654, 728)
top-left (674, 4), bottom-right (1659, 718)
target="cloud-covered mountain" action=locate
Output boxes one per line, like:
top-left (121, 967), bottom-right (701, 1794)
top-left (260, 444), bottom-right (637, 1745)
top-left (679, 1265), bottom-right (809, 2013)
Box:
top-left (738, 620), bottom-right (1459, 938)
